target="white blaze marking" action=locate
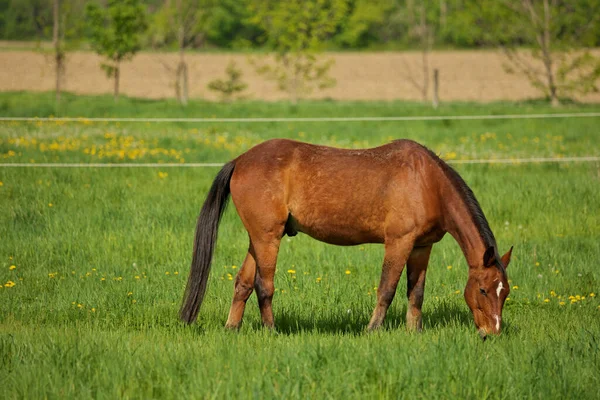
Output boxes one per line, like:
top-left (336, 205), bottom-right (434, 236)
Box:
top-left (494, 315), bottom-right (501, 331)
top-left (496, 281), bottom-right (504, 297)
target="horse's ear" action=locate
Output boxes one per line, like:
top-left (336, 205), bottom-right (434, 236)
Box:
top-left (501, 246), bottom-right (513, 269)
top-left (483, 246), bottom-right (496, 267)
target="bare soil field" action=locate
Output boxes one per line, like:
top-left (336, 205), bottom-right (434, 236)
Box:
top-left (1, 48), bottom-right (599, 102)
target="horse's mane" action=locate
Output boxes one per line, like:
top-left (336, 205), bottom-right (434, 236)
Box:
top-left (395, 140), bottom-right (497, 250)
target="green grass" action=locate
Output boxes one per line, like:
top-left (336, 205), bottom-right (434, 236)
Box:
top-left (1, 94), bottom-right (599, 399)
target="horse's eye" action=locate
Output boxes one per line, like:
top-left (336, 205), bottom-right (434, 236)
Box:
top-left (479, 288), bottom-right (487, 296)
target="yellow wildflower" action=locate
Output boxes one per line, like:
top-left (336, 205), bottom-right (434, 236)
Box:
top-left (513, 286), bottom-right (519, 290)
top-left (48, 203), bottom-right (53, 207)
top-left (590, 293), bottom-right (596, 297)
top-left (345, 270), bottom-right (351, 275)
top-left (165, 271), bottom-right (170, 275)
top-left (544, 299), bottom-right (550, 303)
top-left (127, 292), bottom-right (133, 296)
top-left (4, 280), bottom-right (16, 288)
top-left (316, 277), bottom-right (322, 282)
top-left (447, 265), bottom-right (452, 270)
top-left (174, 271), bottom-right (179, 275)
top-left (287, 269), bottom-right (296, 274)
top-left (559, 302), bottom-right (565, 306)
top-left (0, 181), bottom-right (3, 186)
top-left (535, 262), bottom-right (540, 266)
top-left (158, 172), bottom-right (168, 179)
top-left (454, 290), bottom-right (461, 294)
top-left (9, 265), bottom-right (16, 270)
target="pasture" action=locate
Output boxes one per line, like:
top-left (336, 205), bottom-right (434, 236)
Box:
top-left (1, 94), bottom-right (599, 398)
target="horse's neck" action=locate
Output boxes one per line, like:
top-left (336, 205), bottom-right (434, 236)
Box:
top-left (442, 184), bottom-right (487, 269)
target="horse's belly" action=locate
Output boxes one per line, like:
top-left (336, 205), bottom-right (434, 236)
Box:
top-left (288, 213), bottom-right (385, 246)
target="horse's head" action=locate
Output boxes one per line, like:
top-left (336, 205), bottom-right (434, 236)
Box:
top-left (464, 246), bottom-right (512, 339)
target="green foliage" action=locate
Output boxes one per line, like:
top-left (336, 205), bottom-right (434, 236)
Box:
top-left (0, 0), bottom-right (52, 40)
top-left (207, 61), bottom-right (248, 101)
top-left (249, 0), bottom-right (348, 103)
top-left (85, 0), bottom-right (148, 76)
top-left (335, 0), bottom-right (394, 48)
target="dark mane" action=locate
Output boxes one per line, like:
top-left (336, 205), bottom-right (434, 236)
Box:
top-left (418, 144), bottom-right (497, 250)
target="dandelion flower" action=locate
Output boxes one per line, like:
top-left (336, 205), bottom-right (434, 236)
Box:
top-left (544, 299), bottom-right (550, 303)
top-left (535, 262), bottom-right (540, 266)
top-left (454, 290), bottom-right (461, 294)
top-left (590, 293), bottom-right (596, 297)
top-left (316, 277), bottom-right (322, 282)
top-left (9, 265), bottom-right (16, 270)
top-left (513, 285), bottom-right (519, 290)
top-left (158, 172), bottom-right (168, 179)
top-left (345, 270), bottom-right (351, 275)
top-left (127, 292), bottom-right (133, 296)
top-left (559, 302), bottom-right (566, 306)
top-left (165, 271), bottom-right (170, 275)
top-left (48, 203), bottom-right (53, 207)
top-left (287, 269), bottom-right (296, 274)
top-left (4, 280), bottom-right (16, 288)
top-left (447, 265), bottom-right (452, 270)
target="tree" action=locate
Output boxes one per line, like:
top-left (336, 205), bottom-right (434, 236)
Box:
top-left (52, 0), bottom-right (65, 103)
top-left (86, 0), bottom-right (148, 101)
top-left (207, 60), bottom-right (248, 101)
top-left (248, 0), bottom-right (348, 105)
top-left (465, 0), bottom-right (600, 106)
top-left (400, 0), bottom-right (441, 104)
top-left (151, 0), bottom-right (205, 105)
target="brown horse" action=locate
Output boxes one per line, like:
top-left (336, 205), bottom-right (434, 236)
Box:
top-left (180, 139), bottom-right (512, 338)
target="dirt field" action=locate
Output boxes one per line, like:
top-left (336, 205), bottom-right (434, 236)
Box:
top-left (1, 49), bottom-right (599, 102)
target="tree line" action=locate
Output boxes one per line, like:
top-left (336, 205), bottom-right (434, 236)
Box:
top-left (3, 0), bottom-right (600, 106)
top-left (3, 0), bottom-right (600, 50)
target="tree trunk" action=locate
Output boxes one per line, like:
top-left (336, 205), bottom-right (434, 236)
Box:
top-left (177, 19), bottom-right (188, 106)
top-left (114, 61), bottom-right (120, 102)
top-left (420, 5), bottom-right (430, 102)
top-left (440, 0), bottom-right (447, 30)
top-left (53, 0), bottom-right (61, 104)
top-left (541, 0), bottom-right (559, 106)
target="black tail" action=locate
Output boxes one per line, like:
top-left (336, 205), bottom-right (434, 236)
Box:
top-left (180, 161), bottom-right (236, 323)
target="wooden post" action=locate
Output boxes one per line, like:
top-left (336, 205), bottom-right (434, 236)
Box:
top-left (432, 68), bottom-right (439, 109)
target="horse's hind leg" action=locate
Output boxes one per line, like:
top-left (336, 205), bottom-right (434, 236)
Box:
top-left (252, 237), bottom-right (281, 329)
top-left (406, 245), bottom-right (432, 332)
top-left (225, 247), bottom-right (257, 330)
top-left (367, 236), bottom-right (415, 331)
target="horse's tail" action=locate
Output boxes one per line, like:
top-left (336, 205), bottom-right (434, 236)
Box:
top-left (180, 161), bottom-right (236, 323)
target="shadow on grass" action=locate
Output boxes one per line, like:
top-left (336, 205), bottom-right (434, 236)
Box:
top-left (270, 301), bottom-right (473, 335)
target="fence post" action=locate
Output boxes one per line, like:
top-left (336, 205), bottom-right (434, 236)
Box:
top-left (432, 68), bottom-right (439, 109)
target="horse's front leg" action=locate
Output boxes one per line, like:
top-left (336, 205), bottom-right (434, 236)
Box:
top-left (367, 236), bottom-right (415, 331)
top-left (406, 245), bottom-right (432, 332)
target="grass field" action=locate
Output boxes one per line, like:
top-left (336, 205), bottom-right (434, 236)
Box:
top-left (1, 93), bottom-right (600, 399)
